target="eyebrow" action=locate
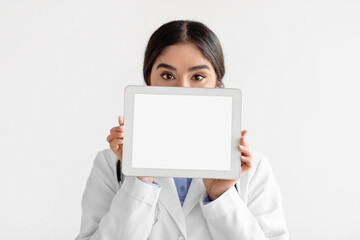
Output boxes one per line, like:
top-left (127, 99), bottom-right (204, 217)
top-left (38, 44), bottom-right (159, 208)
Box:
top-left (188, 64), bottom-right (210, 72)
top-left (156, 63), bottom-right (176, 71)
top-left (156, 63), bottom-right (210, 72)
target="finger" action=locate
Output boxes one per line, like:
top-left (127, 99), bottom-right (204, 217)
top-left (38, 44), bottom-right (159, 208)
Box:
top-left (241, 129), bottom-right (248, 139)
top-left (242, 140), bottom-right (250, 149)
top-left (243, 161), bottom-right (252, 169)
top-left (238, 144), bottom-right (251, 155)
top-left (241, 163), bottom-right (252, 176)
top-left (107, 134), bottom-right (116, 143)
top-left (107, 132), bottom-right (124, 143)
top-left (240, 129), bottom-right (248, 145)
top-left (241, 155), bottom-right (252, 163)
top-left (241, 158), bottom-right (252, 168)
top-left (119, 115), bottom-right (124, 126)
top-left (241, 141), bottom-right (250, 152)
top-left (110, 126), bottom-right (124, 134)
top-left (119, 132), bottom-right (124, 138)
top-left (110, 138), bottom-right (123, 150)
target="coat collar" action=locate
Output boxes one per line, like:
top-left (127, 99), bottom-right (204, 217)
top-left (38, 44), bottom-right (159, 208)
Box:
top-left (153, 177), bottom-right (206, 236)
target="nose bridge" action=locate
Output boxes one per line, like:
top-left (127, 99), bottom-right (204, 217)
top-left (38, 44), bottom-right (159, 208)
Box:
top-left (176, 75), bottom-right (190, 87)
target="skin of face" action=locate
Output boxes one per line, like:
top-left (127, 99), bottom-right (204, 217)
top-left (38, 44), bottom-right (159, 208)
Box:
top-left (150, 43), bottom-right (218, 88)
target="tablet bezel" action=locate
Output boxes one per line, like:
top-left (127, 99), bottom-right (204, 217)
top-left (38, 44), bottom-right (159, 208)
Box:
top-left (122, 85), bottom-right (242, 179)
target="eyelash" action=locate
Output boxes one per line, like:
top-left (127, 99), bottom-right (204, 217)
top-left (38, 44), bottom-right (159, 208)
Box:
top-left (160, 73), bottom-right (206, 81)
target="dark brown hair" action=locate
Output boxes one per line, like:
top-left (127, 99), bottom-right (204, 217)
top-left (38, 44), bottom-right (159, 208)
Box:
top-left (143, 20), bottom-right (225, 88)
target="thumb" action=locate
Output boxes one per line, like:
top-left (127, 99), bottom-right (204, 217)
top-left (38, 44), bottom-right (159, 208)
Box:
top-left (118, 115), bottom-right (124, 126)
top-left (241, 129), bottom-right (247, 138)
top-left (240, 129), bottom-right (248, 145)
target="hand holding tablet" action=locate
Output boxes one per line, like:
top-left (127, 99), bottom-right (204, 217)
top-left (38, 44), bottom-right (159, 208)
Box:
top-left (107, 115), bottom-right (155, 184)
top-left (121, 85), bottom-right (243, 180)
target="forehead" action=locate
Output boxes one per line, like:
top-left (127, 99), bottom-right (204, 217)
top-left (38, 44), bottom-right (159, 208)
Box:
top-left (154, 43), bottom-right (212, 68)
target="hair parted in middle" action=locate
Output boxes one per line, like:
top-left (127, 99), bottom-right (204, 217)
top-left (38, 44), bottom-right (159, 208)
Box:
top-left (143, 20), bottom-right (225, 88)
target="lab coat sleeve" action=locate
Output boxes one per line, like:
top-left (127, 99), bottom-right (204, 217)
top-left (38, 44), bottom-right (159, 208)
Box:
top-left (75, 151), bottom-right (162, 240)
top-left (199, 155), bottom-right (289, 240)
top-left (139, 179), bottom-right (161, 188)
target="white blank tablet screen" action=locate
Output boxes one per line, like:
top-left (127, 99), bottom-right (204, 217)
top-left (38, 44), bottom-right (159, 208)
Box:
top-left (132, 94), bottom-right (232, 171)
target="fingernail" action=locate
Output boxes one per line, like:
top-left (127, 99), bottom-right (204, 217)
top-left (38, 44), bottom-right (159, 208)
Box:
top-left (239, 145), bottom-right (245, 149)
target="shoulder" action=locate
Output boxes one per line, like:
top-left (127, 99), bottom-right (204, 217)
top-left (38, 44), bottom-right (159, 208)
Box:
top-left (91, 148), bottom-right (119, 178)
top-left (238, 149), bottom-right (283, 204)
top-left (245, 149), bottom-right (275, 182)
top-left (250, 149), bottom-right (270, 169)
top-left (98, 148), bottom-right (118, 165)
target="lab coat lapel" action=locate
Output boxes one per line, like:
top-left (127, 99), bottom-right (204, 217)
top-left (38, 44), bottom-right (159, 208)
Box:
top-left (153, 177), bottom-right (187, 237)
top-left (182, 178), bottom-right (206, 217)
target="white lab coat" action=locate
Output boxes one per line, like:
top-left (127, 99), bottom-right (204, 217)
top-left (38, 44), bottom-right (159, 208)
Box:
top-left (75, 148), bottom-right (289, 240)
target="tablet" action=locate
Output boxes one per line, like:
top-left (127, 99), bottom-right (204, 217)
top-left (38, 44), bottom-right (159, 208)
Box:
top-left (122, 85), bottom-right (242, 179)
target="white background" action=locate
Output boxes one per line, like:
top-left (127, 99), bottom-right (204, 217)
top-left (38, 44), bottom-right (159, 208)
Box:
top-left (1, 0), bottom-right (359, 239)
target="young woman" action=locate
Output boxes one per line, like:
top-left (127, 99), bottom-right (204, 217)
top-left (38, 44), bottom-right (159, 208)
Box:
top-left (75, 20), bottom-right (289, 240)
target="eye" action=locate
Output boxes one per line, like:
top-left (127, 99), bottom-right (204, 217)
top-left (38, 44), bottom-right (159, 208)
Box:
top-left (161, 73), bottom-right (175, 80)
top-left (192, 74), bottom-right (206, 81)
